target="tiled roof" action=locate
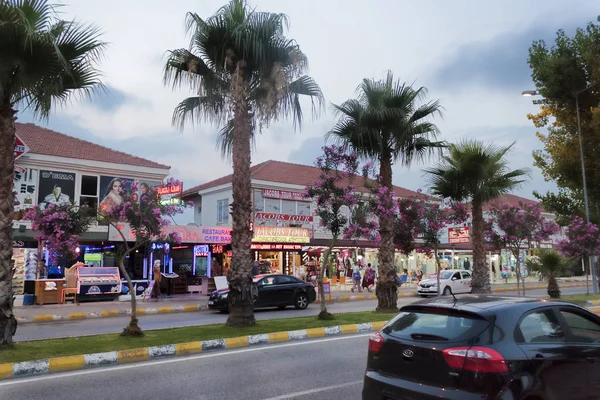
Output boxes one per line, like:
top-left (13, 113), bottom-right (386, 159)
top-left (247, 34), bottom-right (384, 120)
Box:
top-left (181, 160), bottom-right (423, 199)
top-left (16, 123), bottom-right (170, 169)
top-left (482, 193), bottom-right (540, 211)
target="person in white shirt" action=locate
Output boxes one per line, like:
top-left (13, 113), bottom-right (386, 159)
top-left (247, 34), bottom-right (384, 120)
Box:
top-left (351, 262), bottom-right (362, 293)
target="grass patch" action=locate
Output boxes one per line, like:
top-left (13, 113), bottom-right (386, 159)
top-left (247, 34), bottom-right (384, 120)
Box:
top-left (0, 311), bottom-right (395, 364)
top-left (558, 293), bottom-right (600, 306)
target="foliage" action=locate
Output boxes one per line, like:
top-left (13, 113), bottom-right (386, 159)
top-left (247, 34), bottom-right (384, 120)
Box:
top-left (0, 0), bottom-right (106, 116)
top-left (527, 20), bottom-right (600, 222)
top-left (556, 216), bottom-right (600, 258)
top-left (485, 201), bottom-right (560, 295)
top-left (424, 139), bottom-right (528, 294)
top-left (327, 71), bottom-right (444, 167)
top-left (533, 189), bottom-right (585, 226)
top-left (526, 250), bottom-right (573, 299)
top-left (163, 0), bottom-right (323, 156)
top-left (23, 203), bottom-right (96, 262)
top-left (304, 145), bottom-right (361, 319)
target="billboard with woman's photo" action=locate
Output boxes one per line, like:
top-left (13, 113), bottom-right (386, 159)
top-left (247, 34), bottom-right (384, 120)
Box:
top-left (98, 176), bottom-right (136, 214)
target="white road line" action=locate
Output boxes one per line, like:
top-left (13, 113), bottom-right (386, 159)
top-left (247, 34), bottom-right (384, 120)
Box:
top-left (0, 333), bottom-right (371, 387)
top-left (260, 380), bottom-right (363, 400)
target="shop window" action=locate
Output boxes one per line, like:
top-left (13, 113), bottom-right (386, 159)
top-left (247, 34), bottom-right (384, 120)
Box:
top-left (254, 190), bottom-right (264, 212)
top-left (265, 198), bottom-right (280, 213)
top-left (217, 199), bottom-right (229, 224)
top-left (297, 202), bottom-right (311, 216)
top-left (79, 175), bottom-right (98, 210)
top-left (281, 200), bottom-right (296, 214)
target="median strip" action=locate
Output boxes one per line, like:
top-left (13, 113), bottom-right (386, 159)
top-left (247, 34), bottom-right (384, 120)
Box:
top-left (13, 282), bottom-right (590, 325)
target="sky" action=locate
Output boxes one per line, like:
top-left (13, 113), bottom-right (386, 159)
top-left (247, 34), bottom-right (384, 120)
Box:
top-left (17, 0), bottom-right (600, 224)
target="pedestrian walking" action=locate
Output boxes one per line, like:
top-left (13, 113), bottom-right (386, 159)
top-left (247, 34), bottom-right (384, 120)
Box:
top-left (351, 262), bottom-right (362, 293)
top-left (151, 260), bottom-right (162, 301)
top-left (364, 263), bottom-right (376, 292)
top-left (491, 262), bottom-right (496, 282)
top-left (251, 261), bottom-right (259, 277)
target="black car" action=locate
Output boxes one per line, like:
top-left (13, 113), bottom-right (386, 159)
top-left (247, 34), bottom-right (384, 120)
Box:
top-left (208, 274), bottom-right (317, 312)
top-left (363, 295), bottom-right (600, 400)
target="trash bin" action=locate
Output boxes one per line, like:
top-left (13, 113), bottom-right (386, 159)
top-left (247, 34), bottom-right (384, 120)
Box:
top-left (23, 294), bottom-right (36, 306)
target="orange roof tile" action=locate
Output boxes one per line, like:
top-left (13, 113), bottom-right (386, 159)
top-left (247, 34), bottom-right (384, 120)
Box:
top-left (16, 123), bottom-right (170, 169)
top-left (181, 160), bottom-right (423, 199)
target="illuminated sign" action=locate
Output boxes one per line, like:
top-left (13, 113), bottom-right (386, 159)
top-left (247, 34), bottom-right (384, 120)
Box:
top-left (211, 245), bottom-right (224, 254)
top-left (254, 212), bottom-right (313, 222)
top-left (262, 189), bottom-right (310, 202)
top-left (252, 226), bottom-right (310, 243)
top-left (448, 227), bottom-right (470, 244)
top-left (158, 185), bottom-right (183, 196)
top-left (251, 243), bottom-right (303, 251)
top-left (108, 224), bottom-right (233, 244)
top-left (194, 245), bottom-right (210, 257)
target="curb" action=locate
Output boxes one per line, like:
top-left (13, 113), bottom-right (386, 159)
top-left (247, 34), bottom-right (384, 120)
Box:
top-left (0, 321), bottom-right (387, 380)
top-left (14, 282), bottom-right (589, 325)
top-left (587, 299), bottom-right (600, 306)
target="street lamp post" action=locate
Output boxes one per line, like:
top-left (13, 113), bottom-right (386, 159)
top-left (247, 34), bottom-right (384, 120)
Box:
top-left (522, 87), bottom-right (599, 294)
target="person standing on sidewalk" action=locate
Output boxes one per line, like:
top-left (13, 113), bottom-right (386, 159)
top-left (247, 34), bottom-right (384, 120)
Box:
top-left (351, 262), bottom-right (362, 293)
top-left (151, 260), bottom-right (162, 301)
top-left (365, 263), bottom-right (376, 292)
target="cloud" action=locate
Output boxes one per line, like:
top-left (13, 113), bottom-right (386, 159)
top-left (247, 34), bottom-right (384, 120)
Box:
top-left (86, 85), bottom-right (137, 113)
top-left (429, 18), bottom-right (590, 93)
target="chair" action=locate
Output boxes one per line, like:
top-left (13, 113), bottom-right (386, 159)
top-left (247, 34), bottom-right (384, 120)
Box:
top-left (62, 288), bottom-right (77, 304)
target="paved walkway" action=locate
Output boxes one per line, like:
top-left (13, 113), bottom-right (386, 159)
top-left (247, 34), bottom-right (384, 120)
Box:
top-left (14, 278), bottom-right (589, 323)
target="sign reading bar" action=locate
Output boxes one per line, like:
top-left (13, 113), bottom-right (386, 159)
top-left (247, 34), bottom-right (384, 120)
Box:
top-left (252, 226), bottom-right (310, 243)
top-left (262, 189), bottom-right (309, 202)
top-left (254, 212), bottom-right (313, 222)
top-left (14, 135), bottom-right (30, 160)
top-left (251, 243), bottom-right (303, 251)
top-left (448, 227), bottom-right (470, 244)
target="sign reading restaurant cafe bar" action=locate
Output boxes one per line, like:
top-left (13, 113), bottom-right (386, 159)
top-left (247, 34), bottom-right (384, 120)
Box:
top-left (108, 223), bottom-right (232, 244)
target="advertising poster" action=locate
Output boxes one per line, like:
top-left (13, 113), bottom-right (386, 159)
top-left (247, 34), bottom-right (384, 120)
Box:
top-left (37, 170), bottom-right (76, 209)
top-left (138, 179), bottom-right (161, 208)
top-left (98, 176), bottom-right (135, 214)
top-left (13, 167), bottom-right (37, 212)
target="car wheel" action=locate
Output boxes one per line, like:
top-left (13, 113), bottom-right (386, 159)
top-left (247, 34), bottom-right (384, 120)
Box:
top-left (277, 305), bottom-right (286, 310)
top-left (443, 286), bottom-right (451, 296)
top-left (294, 293), bottom-right (309, 309)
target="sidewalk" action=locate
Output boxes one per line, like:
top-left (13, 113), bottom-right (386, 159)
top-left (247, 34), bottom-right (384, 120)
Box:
top-left (14, 278), bottom-right (589, 324)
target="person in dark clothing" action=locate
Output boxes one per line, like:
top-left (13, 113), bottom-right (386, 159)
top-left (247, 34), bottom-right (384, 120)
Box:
top-left (251, 261), bottom-right (259, 277)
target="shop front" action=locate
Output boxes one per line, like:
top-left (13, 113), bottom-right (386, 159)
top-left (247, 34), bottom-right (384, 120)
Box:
top-left (251, 226), bottom-right (309, 276)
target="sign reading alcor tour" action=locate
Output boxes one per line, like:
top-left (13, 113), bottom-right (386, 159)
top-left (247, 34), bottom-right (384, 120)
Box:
top-left (252, 226), bottom-right (310, 243)
top-left (108, 224), bottom-right (232, 244)
top-left (448, 227), bottom-right (470, 244)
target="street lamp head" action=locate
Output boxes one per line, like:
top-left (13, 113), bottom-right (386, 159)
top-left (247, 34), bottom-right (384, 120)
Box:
top-left (521, 90), bottom-right (538, 97)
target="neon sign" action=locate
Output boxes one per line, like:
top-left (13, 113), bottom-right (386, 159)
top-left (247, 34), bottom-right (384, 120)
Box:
top-left (157, 185), bottom-right (183, 196)
top-left (211, 245), bottom-right (223, 254)
top-left (194, 245), bottom-right (210, 257)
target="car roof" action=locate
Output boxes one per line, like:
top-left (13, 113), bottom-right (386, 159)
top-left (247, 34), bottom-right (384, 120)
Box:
top-left (403, 295), bottom-right (577, 315)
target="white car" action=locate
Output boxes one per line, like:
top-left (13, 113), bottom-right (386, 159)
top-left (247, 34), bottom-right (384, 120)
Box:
top-left (417, 269), bottom-right (472, 296)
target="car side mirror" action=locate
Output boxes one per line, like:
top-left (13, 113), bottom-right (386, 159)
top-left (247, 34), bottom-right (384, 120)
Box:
top-left (451, 277), bottom-right (457, 281)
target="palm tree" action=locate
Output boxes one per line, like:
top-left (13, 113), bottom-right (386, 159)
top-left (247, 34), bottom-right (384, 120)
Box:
top-left (0, 0), bottom-right (105, 348)
top-left (163, 0), bottom-right (323, 326)
top-left (328, 72), bottom-right (443, 311)
top-left (526, 250), bottom-right (572, 299)
top-left (424, 140), bottom-right (528, 294)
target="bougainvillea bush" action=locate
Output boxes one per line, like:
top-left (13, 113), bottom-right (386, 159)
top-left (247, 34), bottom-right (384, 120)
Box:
top-left (101, 177), bottom-right (188, 336)
top-left (24, 202), bottom-right (97, 263)
top-left (556, 216), bottom-right (600, 290)
top-left (485, 201), bottom-right (559, 296)
top-left (305, 145), bottom-right (361, 319)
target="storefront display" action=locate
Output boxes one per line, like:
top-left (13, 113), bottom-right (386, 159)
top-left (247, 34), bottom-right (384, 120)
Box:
top-left (76, 266), bottom-right (121, 298)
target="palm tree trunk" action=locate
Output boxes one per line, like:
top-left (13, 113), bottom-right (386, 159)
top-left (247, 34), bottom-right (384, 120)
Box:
top-left (435, 247), bottom-right (442, 296)
top-left (317, 244), bottom-right (333, 319)
top-left (512, 249), bottom-right (521, 296)
top-left (470, 200), bottom-right (490, 293)
top-left (118, 253), bottom-right (143, 337)
top-left (226, 61), bottom-right (256, 327)
top-left (375, 150), bottom-right (397, 312)
top-left (0, 106), bottom-right (18, 349)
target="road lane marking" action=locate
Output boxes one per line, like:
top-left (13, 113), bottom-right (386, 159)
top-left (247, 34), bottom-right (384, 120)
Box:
top-left (0, 334), bottom-right (371, 387)
top-left (260, 380), bottom-right (363, 400)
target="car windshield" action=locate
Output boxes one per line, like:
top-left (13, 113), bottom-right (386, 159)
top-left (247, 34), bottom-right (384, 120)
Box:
top-left (440, 271), bottom-right (454, 280)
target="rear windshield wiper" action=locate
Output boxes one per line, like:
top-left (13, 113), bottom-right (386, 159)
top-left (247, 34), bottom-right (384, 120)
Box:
top-left (410, 333), bottom-right (449, 341)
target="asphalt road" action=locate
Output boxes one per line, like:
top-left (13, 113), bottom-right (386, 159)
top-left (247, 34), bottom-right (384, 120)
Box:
top-left (0, 334), bottom-right (370, 400)
top-left (14, 286), bottom-right (589, 342)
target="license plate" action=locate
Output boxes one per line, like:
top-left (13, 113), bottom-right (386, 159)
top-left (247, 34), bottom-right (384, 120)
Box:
top-left (208, 300), bottom-right (214, 305)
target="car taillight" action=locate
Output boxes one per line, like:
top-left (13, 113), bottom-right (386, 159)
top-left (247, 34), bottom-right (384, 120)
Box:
top-left (442, 346), bottom-right (508, 373)
top-left (368, 333), bottom-right (384, 353)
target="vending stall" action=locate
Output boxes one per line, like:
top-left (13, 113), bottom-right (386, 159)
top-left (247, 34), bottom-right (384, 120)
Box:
top-left (76, 266), bottom-right (121, 302)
